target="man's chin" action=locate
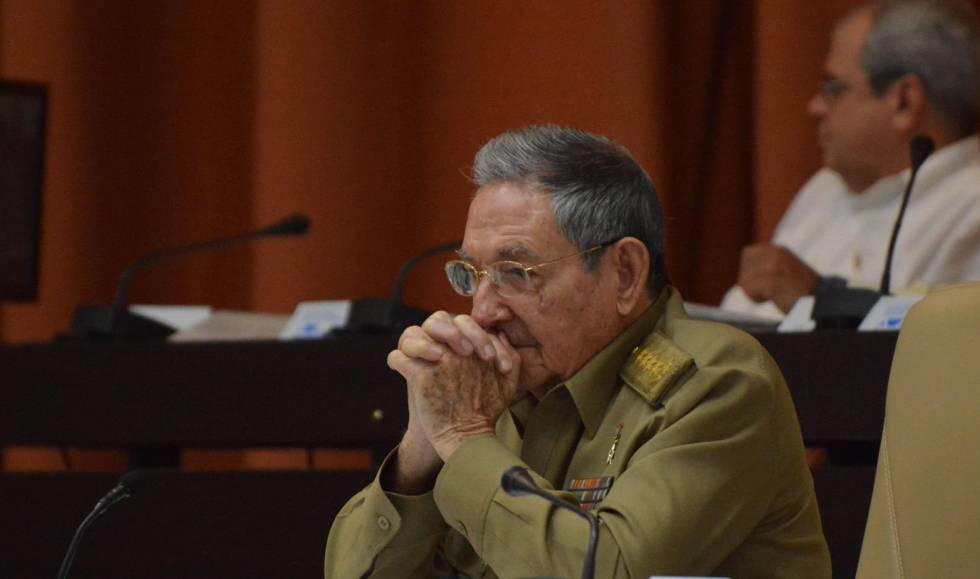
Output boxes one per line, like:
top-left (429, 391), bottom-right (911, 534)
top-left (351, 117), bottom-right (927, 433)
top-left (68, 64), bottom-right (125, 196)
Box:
top-left (517, 365), bottom-right (559, 399)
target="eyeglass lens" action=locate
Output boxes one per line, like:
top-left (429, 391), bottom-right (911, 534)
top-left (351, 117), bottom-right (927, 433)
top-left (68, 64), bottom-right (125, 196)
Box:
top-left (445, 261), bottom-right (531, 297)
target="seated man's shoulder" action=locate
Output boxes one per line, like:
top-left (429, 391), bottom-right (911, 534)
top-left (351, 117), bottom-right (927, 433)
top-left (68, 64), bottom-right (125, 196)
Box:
top-left (664, 315), bottom-right (774, 375)
top-left (780, 168), bottom-right (847, 220)
top-left (622, 314), bottom-right (788, 427)
top-left (623, 290), bottom-right (786, 408)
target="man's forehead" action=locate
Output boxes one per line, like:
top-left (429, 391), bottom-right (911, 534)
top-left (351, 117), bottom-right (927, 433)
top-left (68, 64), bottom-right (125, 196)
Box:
top-left (827, 8), bottom-right (872, 72)
top-left (460, 181), bottom-right (562, 262)
top-left (457, 242), bottom-right (541, 264)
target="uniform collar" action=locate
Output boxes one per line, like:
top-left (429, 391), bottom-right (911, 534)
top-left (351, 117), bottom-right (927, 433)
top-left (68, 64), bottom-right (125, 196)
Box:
top-left (559, 286), bottom-right (672, 439)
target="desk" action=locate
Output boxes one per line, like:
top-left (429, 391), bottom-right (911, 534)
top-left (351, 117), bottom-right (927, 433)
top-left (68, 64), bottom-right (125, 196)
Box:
top-left (0, 336), bottom-right (403, 447)
top-left (0, 470), bottom-right (371, 577)
top-left (0, 331), bottom-right (897, 578)
top-left (0, 331), bottom-right (897, 446)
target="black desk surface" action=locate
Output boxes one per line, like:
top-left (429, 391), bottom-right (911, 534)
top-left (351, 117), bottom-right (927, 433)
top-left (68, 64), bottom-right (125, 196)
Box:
top-left (1, 330), bottom-right (898, 447)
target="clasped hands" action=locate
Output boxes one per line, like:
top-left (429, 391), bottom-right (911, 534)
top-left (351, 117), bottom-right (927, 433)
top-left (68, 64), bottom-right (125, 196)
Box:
top-left (387, 311), bottom-right (521, 466)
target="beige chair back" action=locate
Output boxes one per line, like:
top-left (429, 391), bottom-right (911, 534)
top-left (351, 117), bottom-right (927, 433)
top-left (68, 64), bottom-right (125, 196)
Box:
top-left (856, 283), bottom-right (980, 578)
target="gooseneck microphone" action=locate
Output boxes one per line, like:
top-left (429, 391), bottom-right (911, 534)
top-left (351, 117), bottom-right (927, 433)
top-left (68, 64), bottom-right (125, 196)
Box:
top-left (90, 213), bottom-right (310, 339)
top-left (335, 240), bottom-right (460, 335)
top-left (811, 135), bottom-right (935, 329)
top-left (501, 466), bottom-right (599, 579)
top-left (57, 470), bottom-right (145, 579)
top-left (879, 135), bottom-right (935, 295)
top-left (384, 241), bottom-right (462, 328)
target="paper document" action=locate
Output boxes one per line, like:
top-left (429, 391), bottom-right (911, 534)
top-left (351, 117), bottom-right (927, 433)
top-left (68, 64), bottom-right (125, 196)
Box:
top-left (169, 310), bottom-right (289, 342)
top-left (130, 305), bottom-right (213, 330)
top-left (683, 302), bottom-right (780, 330)
top-left (858, 295), bottom-right (922, 331)
top-left (279, 300), bottom-right (353, 340)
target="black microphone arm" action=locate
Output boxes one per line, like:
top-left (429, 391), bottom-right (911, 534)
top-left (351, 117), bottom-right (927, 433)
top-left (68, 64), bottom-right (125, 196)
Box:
top-left (335, 240), bottom-right (461, 335)
top-left (812, 135), bottom-right (934, 329)
top-left (879, 135), bottom-right (934, 295)
top-left (501, 466), bottom-right (599, 579)
top-left (57, 470), bottom-right (145, 579)
top-left (383, 240), bottom-right (462, 328)
top-left (105, 213), bottom-right (310, 336)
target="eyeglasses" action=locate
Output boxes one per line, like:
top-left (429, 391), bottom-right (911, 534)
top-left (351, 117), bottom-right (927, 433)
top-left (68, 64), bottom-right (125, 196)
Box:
top-left (445, 240), bottom-right (618, 297)
top-left (818, 75), bottom-right (852, 103)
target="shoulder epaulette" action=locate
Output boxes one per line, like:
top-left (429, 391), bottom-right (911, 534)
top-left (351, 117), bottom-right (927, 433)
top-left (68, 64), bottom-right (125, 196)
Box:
top-left (620, 332), bottom-right (694, 405)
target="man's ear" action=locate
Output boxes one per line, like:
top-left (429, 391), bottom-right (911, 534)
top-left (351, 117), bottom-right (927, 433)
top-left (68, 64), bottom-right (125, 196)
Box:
top-left (888, 74), bottom-right (927, 135)
top-left (608, 237), bottom-right (651, 316)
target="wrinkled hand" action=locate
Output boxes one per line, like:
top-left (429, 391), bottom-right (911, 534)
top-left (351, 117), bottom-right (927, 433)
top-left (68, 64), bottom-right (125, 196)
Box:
top-left (388, 311), bottom-right (520, 462)
top-left (737, 244), bottom-right (819, 313)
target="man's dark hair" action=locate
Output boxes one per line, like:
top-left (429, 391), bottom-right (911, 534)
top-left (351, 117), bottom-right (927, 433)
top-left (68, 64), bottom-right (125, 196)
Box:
top-left (472, 125), bottom-right (668, 295)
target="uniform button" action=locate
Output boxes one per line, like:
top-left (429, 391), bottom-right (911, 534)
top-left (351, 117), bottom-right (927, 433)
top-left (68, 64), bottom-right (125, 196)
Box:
top-left (376, 515), bottom-right (391, 531)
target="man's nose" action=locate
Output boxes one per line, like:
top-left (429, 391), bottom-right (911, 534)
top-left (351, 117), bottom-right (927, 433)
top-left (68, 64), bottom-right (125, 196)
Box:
top-left (470, 277), bottom-right (511, 328)
top-left (807, 92), bottom-right (828, 117)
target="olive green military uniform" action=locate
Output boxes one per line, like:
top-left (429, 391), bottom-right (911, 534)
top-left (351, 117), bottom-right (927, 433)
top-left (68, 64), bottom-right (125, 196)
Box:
top-left (325, 287), bottom-right (831, 578)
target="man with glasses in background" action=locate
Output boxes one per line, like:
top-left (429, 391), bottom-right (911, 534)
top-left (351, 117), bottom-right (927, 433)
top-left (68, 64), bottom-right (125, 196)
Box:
top-left (325, 125), bottom-right (831, 578)
top-left (722, 0), bottom-right (980, 319)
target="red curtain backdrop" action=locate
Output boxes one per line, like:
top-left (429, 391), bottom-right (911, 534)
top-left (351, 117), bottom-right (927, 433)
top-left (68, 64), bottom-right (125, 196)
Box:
top-left (0, 0), bottom-right (873, 342)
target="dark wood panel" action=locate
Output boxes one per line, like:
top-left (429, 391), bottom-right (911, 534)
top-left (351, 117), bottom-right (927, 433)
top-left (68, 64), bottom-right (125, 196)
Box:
top-left (755, 330), bottom-right (896, 442)
top-left (0, 470), bottom-right (373, 579)
top-left (812, 466), bottom-right (877, 579)
top-left (0, 331), bottom-right (896, 447)
top-left (0, 336), bottom-right (404, 446)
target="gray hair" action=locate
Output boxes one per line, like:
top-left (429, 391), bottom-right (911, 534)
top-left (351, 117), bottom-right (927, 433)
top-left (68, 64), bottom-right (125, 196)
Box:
top-left (863, 0), bottom-right (980, 135)
top-left (472, 125), bottom-right (668, 294)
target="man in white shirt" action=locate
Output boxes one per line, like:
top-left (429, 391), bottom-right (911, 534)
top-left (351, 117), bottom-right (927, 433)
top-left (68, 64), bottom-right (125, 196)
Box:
top-left (722, 0), bottom-right (980, 320)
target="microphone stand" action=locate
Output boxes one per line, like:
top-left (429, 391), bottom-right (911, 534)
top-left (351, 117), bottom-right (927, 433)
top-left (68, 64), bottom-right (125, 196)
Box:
top-left (879, 136), bottom-right (934, 295)
top-left (336, 240), bottom-right (461, 335)
top-left (57, 471), bottom-right (144, 579)
top-left (384, 241), bottom-right (462, 329)
top-left (811, 135), bottom-right (934, 329)
top-left (501, 466), bottom-right (599, 579)
top-left (69, 214), bottom-right (309, 341)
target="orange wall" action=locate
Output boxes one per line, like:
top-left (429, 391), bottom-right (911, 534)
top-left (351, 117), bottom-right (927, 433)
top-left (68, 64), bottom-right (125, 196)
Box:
top-left (754, 0), bottom-right (862, 240)
top-left (1, 0), bottom-right (883, 343)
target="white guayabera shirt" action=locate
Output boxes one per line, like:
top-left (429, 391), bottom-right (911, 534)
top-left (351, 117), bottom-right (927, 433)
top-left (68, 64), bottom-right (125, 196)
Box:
top-left (721, 135), bottom-right (980, 320)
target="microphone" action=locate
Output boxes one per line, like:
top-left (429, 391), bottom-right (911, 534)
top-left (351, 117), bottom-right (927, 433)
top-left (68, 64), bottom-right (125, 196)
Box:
top-left (57, 470), bottom-right (145, 579)
top-left (69, 213), bottom-right (311, 341)
top-left (879, 135), bottom-right (934, 295)
top-left (811, 136), bottom-right (934, 329)
top-left (337, 240), bottom-right (461, 335)
top-left (500, 466), bottom-right (599, 579)
top-left (384, 241), bottom-right (462, 328)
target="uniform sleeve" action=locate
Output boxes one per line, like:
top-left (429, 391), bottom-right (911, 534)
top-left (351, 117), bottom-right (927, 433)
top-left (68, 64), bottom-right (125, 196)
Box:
top-left (324, 449), bottom-right (450, 579)
top-left (432, 365), bottom-right (823, 579)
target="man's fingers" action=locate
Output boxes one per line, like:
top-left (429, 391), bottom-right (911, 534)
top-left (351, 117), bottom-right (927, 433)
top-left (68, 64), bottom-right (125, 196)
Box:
top-left (387, 349), bottom-right (410, 374)
top-left (488, 333), bottom-right (515, 374)
top-left (738, 243), bottom-right (782, 302)
top-left (422, 311), bottom-right (475, 356)
top-left (387, 349), bottom-right (429, 379)
top-left (453, 315), bottom-right (496, 362)
top-left (398, 326), bottom-right (446, 362)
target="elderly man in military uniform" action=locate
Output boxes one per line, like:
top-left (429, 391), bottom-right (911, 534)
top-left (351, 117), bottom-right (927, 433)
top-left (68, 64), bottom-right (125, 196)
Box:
top-left (325, 125), bottom-right (831, 578)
